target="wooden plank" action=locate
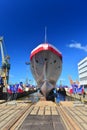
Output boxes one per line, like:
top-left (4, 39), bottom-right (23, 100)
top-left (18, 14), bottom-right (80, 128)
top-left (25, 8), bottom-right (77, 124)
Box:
top-left (0, 103), bottom-right (32, 130)
top-left (19, 114), bottom-right (65, 130)
top-left (2, 109), bottom-right (29, 130)
top-left (51, 107), bottom-right (58, 115)
top-left (38, 106), bottom-right (44, 115)
top-left (19, 115), bottom-right (54, 130)
top-left (58, 106), bottom-right (81, 130)
top-left (0, 100), bottom-right (6, 104)
top-left (1, 100), bottom-right (87, 130)
top-left (0, 110), bottom-right (20, 129)
top-left (45, 106), bottom-right (51, 115)
top-left (51, 110), bottom-right (58, 115)
top-left (30, 106), bottom-right (39, 115)
top-left (10, 105), bottom-right (33, 130)
top-left (60, 101), bottom-right (74, 107)
top-left (52, 115), bottom-right (65, 130)
top-left (35, 101), bottom-right (57, 107)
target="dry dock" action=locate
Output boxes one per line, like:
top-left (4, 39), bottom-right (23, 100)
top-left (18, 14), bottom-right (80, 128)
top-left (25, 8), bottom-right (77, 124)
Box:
top-left (0, 100), bottom-right (87, 130)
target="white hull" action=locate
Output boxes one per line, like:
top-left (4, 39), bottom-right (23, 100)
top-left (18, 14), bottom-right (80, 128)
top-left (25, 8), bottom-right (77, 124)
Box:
top-left (30, 43), bottom-right (62, 96)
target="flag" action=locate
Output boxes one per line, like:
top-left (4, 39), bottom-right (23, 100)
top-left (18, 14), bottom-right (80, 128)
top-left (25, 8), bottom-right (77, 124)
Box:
top-left (69, 88), bottom-right (73, 94)
top-left (71, 84), bottom-right (78, 94)
top-left (71, 83), bottom-right (84, 94)
top-left (76, 85), bottom-right (84, 94)
top-left (7, 85), bottom-right (12, 94)
top-left (17, 84), bottom-right (23, 93)
top-left (13, 84), bottom-right (19, 93)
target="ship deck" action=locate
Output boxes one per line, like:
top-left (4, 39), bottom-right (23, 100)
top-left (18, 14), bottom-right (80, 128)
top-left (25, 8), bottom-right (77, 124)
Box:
top-left (0, 100), bottom-right (87, 130)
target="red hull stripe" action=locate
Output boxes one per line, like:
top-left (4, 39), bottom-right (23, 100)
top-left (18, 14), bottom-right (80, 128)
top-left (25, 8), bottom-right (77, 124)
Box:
top-left (30, 44), bottom-right (62, 60)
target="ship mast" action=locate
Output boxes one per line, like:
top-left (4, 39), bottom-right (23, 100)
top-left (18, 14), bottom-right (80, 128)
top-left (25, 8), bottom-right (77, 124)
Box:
top-left (45, 26), bottom-right (47, 43)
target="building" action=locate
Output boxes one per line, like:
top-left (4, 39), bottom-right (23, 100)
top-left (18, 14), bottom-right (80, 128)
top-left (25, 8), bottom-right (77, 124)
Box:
top-left (78, 57), bottom-right (87, 90)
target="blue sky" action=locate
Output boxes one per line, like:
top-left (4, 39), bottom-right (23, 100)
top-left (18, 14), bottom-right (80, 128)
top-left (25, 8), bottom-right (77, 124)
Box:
top-left (0, 0), bottom-right (87, 86)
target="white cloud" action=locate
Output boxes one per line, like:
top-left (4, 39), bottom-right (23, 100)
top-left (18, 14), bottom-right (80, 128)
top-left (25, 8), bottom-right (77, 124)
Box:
top-left (67, 41), bottom-right (87, 52)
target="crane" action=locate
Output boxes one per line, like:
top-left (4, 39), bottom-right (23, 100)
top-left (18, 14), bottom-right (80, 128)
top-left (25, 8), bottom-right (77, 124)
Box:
top-left (0, 37), bottom-right (10, 86)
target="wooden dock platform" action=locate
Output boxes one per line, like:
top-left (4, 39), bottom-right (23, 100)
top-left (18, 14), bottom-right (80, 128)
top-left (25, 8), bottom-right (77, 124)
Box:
top-left (19, 101), bottom-right (65, 130)
top-left (0, 100), bottom-right (87, 130)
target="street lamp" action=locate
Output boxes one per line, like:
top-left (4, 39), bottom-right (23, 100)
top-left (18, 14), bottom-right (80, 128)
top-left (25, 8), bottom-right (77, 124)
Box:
top-left (25, 62), bottom-right (30, 84)
top-left (60, 79), bottom-right (65, 86)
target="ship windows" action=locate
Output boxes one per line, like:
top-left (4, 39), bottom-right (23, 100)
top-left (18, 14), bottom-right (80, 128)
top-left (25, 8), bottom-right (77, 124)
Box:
top-left (45, 58), bottom-right (47, 61)
top-left (56, 66), bottom-right (60, 70)
top-left (50, 60), bottom-right (56, 64)
top-left (36, 60), bottom-right (38, 63)
top-left (58, 66), bottom-right (60, 68)
top-left (54, 60), bottom-right (56, 63)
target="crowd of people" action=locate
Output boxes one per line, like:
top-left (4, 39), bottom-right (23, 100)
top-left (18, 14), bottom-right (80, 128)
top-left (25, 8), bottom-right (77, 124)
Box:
top-left (6, 82), bottom-right (24, 101)
top-left (56, 86), bottom-right (66, 103)
top-left (0, 75), bottom-right (67, 102)
top-left (0, 76), bottom-right (24, 100)
top-left (46, 86), bottom-right (66, 102)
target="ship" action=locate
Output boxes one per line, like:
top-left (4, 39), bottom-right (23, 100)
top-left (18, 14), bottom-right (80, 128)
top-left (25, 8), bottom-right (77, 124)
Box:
top-left (30, 43), bottom-right (62, 98)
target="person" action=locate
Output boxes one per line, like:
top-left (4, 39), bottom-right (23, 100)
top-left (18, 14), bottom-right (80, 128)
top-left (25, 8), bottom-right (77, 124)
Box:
top-left (46, 88), bottom-right (56, 102)
top-left (7, 84), bottom-right (13, 101)
top-left (0, 76), bottom-right (4, 99)
top-left (12, 84), bottom-right (18, 100)
top-left (83, 91), bottom-right (86, 98)
top-left (0, 76), bottom-right (4, 86)
top-left (56, 86), bottom-right (66, 102)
